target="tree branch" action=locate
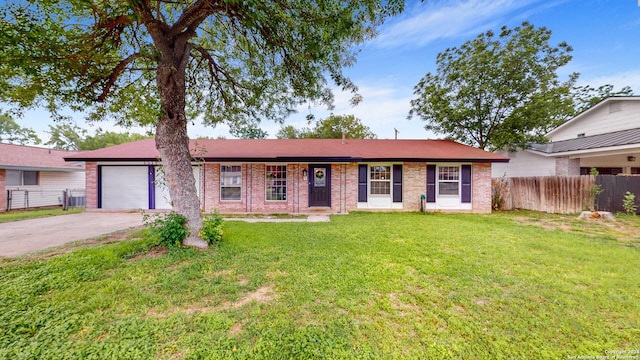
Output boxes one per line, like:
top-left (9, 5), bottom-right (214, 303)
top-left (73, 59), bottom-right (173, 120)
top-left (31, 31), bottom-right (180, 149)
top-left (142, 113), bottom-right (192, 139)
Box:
top-left (91, 53), bottom-right (146, 102)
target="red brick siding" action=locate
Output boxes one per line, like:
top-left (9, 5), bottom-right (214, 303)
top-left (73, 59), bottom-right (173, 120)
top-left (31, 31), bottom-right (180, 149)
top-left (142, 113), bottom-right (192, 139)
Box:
top-left (344, 163), bottom-right (359, 211)
top-left (472, 162), bottom-right (492, 213)
top-left (204, 163), bottom-right (308, 214)
top-left (0, 169), bottom-right (6, 212)
top-left (82, 161), bottom-right (494, 214)
top-left (85, 162), bottom-right (98, 209)
top-left (402, 162), bottom-right (427, 211)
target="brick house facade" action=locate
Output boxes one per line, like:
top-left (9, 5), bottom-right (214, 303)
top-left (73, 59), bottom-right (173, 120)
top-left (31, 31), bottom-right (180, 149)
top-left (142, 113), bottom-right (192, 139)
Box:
top-left (68, 139), bottom-right (508, 214)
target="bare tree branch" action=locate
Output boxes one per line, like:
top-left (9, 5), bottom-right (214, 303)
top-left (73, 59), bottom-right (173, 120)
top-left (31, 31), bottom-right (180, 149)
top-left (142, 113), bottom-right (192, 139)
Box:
top-left (91, 53), bottom-right (146, 102)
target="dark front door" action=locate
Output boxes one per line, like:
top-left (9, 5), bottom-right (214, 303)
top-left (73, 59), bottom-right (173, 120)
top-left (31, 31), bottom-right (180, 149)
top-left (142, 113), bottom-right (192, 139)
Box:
top-left (309, 165), bottom-right (331, 207)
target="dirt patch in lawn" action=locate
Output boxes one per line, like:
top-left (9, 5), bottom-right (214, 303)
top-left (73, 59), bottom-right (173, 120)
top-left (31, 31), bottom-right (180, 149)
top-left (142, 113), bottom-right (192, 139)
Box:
top-left (511, 213), bottom-right (640, 245)
top-left (145, 285), bottom-right (276, 319)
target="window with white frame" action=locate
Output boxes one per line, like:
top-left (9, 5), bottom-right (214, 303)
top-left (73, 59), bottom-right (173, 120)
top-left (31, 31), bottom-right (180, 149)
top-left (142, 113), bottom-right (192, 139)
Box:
top-left (265, 165), bottom-right (287, 201)
top-left (6, 170), bottom-right (39, 186)
top-left (220, 165), bottom-right (242, 201)
top-left (438, 166), bottom-right (459, 195)
top-left (370, 165), bottom-right (391, 195)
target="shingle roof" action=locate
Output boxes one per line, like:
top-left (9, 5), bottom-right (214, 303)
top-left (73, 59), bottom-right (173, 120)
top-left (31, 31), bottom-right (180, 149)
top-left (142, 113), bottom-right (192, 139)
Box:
top-left (65, 138), bottom-right (508, 163)
top-left (0, 143), bottom-right (84, 171)
top-left (529, 127), bottom-right (640, 154)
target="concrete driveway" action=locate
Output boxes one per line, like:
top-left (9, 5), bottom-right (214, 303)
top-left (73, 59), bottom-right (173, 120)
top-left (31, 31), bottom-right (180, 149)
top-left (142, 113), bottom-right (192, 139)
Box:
top-left (0, 212), bottom-right (144, 257)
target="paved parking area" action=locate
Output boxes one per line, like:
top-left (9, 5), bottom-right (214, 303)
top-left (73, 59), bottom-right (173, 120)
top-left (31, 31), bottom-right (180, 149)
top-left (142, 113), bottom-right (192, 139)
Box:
top-left (0, 212), bottom-right (144, 257)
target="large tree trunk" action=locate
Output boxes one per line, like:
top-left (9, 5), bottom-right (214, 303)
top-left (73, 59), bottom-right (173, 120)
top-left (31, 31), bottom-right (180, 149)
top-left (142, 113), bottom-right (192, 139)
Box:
top-left (155, 42), bottom-right (207, 249)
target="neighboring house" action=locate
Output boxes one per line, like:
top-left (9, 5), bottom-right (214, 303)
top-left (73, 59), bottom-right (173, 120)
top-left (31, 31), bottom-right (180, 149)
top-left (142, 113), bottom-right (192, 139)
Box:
top-left (65, 138), bottom-right (507, 214)
top-left (493, 96), bottom-right (640, 177)
top-left (0, 143), bottom-right (85, 212)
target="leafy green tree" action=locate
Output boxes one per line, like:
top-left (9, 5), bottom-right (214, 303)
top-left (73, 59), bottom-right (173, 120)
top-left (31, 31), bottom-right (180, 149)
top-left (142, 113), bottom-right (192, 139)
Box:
top-left (307, 114), bottom-right (377, 139)
top-left (45, 123), bottom-right (86, 150)
top-left (409, 22), bottom-right (577, 151)
top-left (230, 124), bottom-right (268, 139)
top-left (276, 124), bottom-right (305, 139)
top-left (277, 114), bottom-right (376, 139)
top-left (47, 123), bottom-right (149, 150)
top-left (80, 129), bottom-right (150, 150)
top-left (1, 1), bottom-right (403, 248)
top-left (572, 84), bottom-right (634, 115)
top-left (0, 113), bottom-right (41, 145)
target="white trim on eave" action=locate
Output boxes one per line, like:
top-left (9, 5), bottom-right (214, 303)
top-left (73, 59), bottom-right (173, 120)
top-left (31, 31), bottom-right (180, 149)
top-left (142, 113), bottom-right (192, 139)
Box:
top-left (547, 96), bottom-right (640, 138)
top-left (527, 143), bottom-right (640, 159)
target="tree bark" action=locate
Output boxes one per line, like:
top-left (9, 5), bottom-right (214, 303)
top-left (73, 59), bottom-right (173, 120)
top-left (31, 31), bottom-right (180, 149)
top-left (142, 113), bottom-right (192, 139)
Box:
top-left (155, 39), bottom-right (207, 249)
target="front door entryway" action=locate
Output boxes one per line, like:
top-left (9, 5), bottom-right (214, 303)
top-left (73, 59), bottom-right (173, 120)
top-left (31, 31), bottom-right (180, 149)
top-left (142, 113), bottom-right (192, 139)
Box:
top-left (309, 164), bottom-right (331, 207)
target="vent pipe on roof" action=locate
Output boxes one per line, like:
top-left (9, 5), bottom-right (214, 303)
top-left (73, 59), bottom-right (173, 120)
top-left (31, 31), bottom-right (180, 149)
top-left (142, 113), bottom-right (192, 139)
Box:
top-left (341, 131), bottom-right (346, 144)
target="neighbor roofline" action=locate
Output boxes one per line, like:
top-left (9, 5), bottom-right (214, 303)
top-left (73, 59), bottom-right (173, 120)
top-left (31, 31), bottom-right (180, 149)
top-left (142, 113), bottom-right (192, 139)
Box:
top-left (0, 165), bottom-right (84, 172)
top-left (547, 96), bottom-right (640, 137)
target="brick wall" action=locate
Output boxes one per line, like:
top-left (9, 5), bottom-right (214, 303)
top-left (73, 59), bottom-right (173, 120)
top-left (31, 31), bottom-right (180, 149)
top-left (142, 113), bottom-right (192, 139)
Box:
top-left (403, 162), bottom-right (427, 211)
top-left (555, 157), bottom-right (581, 176)
top-left (472, 162), bottom-right (492, 213)
top-left (201, 161), bottom-right (494, 214)
top-left (204, 163), bottom-right (306, 214)
top-left (344, 163), bottom-right (358, 211)
top-left (85, 162), bottom-right (98, 209)
top-left (0, 169), bottom-right (6, 212)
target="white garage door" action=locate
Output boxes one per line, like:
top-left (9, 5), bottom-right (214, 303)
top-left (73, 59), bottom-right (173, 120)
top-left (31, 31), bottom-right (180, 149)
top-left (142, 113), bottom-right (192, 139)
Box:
top-left (154, 166), bottom-right (201, 209)
top-left (101, 166), bottom-right (149, 209)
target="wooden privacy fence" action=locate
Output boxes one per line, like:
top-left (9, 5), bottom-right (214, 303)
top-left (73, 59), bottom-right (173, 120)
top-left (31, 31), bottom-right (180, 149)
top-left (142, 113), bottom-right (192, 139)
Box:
top-left (494, 175), bottom-right (640, 214)
top-left (596, 175), bottom-right (640, 214)
top-left (494, 176), bottom-right (594, 214)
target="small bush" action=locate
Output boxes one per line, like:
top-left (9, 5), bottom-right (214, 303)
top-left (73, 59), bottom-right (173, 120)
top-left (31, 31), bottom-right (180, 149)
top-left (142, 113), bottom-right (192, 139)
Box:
top-left (623, 191), bottom-right (637, 215)
top-left (199, 212), bottom-right (224, 245)
top-left (142, 211), bottom-right (189, 247)
top-left (586, 167), bottom-right (603, 211)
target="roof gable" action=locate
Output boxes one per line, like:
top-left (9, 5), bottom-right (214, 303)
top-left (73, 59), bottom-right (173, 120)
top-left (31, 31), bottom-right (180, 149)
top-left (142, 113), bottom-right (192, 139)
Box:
top-left (548, 96), bottom-right (640, 141)
top-left (0, 143), bottom-right (84, 171)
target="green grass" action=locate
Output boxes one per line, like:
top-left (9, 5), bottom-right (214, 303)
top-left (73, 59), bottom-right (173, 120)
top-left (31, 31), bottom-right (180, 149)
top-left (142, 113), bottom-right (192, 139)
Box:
top-left (1, 212), bottom-right (639, 359)
top-left (0, 207), bottom-right (83, 223)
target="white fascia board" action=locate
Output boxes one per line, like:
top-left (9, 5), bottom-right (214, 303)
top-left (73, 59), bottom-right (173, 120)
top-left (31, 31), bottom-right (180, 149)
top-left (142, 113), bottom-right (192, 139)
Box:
top-left (530, 143), bottom-right (640, 159)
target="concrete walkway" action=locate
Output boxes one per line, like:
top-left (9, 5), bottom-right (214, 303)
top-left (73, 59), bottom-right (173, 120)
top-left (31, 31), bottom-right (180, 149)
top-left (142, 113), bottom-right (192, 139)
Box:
top-left (0, 212), bottom-right (144, 258)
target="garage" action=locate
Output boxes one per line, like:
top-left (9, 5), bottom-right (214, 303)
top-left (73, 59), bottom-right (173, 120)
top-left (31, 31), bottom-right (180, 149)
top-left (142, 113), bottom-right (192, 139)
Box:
top-left (99, 165), bottom-right (201, 210)
top-left (100, 166), bottom-right (149, 209)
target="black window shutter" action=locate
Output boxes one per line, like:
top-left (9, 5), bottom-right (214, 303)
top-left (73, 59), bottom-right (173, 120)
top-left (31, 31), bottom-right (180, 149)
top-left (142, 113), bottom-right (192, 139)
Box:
top-left (393, 164), bottom-right (402, 203)
top-left (358, 164), bottom-right (368, 202)
top-left (426, 165), bottom-right (436, 203)
top-left (461, 165), bottom-right (472, 203)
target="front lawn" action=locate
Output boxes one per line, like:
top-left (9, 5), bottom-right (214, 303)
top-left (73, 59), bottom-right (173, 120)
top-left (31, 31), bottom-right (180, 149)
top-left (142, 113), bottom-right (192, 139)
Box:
top-left (1, 212), bottom-right (638, 358)
top-left (0, 207), bottom-right (83, 223)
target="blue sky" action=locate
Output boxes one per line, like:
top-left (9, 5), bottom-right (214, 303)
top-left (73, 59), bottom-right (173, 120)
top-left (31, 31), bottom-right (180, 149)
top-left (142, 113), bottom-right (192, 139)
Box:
top-left (11, 0), bottom-right (640, 142)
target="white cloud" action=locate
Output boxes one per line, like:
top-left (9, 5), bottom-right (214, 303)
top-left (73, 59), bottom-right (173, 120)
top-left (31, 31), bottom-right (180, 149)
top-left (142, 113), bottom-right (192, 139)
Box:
top-left (284, 83), bottom-right (436, 139)
top-left (373, 0), bottom-right (559, 49)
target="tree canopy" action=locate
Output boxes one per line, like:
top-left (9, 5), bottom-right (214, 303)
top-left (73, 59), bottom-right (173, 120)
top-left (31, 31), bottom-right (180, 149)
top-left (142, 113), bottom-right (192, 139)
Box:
top-left (0, 113), bottom-right (41, 145)
top-left (1, 0), bottom-right (403, 247)
top-left (276, 114), bottom-right (376, 139)
top-left (229, 124), bottom-right (268, 139)
top-left (46, 123), bottom-right (150, 150)
top-left (572, 84), bottom-right (634, 115)
top-left (409, 22), bottom-right (577, 151)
